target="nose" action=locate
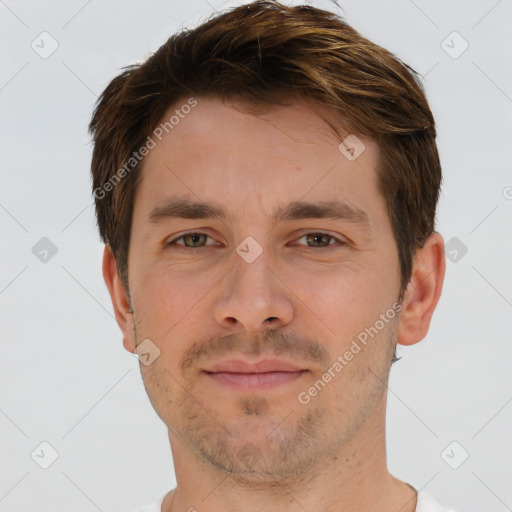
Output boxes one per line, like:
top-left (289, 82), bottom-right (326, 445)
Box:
top-left (213, 246), bottom-right (294, 334)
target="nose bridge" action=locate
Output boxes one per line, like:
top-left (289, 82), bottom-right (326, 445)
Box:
top-left (234, 241), bottom-right (274, 304)
top-left (213, 238), bottom-right (293, 331)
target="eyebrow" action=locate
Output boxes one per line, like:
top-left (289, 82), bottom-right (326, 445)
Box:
top-left (147, 198), bottom-right (372, 229)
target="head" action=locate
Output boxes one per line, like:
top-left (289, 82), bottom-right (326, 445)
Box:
top-left (91, 1), bottom-right (445, 483)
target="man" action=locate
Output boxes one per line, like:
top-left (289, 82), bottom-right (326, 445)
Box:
top-left (89, 1), bottom-right (454, 511)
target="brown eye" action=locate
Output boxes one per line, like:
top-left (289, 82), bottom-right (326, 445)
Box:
top-left (305, 233), bottom-right (331, 247)
top-left (182, 233), bottom-right (207, 247)
top-left (296, 232), bottom-right (344, 248)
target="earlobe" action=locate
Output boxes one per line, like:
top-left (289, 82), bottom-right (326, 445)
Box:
top-left (102, 245), bottom-right (137, 353)
top-left (396, 232), bottom-right (446, 347)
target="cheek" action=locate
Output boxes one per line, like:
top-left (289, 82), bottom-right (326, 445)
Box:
top-left (286, 259), bottom-right (399, 384)
top-left (286, 263), bottom-right (385, 339)
top-left (133, 263), bottom-right (231, 361)
top-left (132, 267), bottom-right (201, 355)
top-left (137, 262), bottom-right (212, 318)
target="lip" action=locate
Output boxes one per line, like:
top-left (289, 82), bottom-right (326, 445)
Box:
top-left (202, 359), bottom-right (308, 391)
top-left (205, 359), bottom-right (304, 373)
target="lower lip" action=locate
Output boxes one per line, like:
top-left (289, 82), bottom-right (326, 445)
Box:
top-left (204, 370), bottom-right (307, 390)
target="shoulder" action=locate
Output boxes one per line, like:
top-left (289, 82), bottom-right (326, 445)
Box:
top-left (416, 491), bottom-right (458, 512)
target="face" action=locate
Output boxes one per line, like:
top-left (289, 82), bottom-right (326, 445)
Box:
top-left (125, 96), bottom-right (402, 482)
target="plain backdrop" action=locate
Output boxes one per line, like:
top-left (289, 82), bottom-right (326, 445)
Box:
top-left (1, 0), bottom-right (511, 510)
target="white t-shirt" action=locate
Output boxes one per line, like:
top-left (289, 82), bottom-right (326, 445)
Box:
top-left (133, 489), bottom-right (457, 512)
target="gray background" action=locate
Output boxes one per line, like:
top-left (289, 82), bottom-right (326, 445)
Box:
top-left (1, 0), bottom-right (511, 510)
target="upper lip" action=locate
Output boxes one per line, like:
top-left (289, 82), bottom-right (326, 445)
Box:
top-left (204, 359), bottom-right (305, 374)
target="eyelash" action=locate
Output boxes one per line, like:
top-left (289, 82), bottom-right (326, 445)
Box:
top-left (166, 231), bottom-right (346, 249)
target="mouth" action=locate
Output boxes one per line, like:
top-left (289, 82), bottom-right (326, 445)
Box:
top-left (202, 359), bottom-right (309, 391)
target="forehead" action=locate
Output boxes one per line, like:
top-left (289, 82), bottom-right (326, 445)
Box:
top-left (160, 96), bottom-right (354, 152)
top-left (133, 96), bottom-right (384, 226)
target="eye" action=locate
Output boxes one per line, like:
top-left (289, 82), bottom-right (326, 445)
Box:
top-left (165, 231), bottom-right (346, 249)
top-left (166, 232), bottom-right (216, 248)
top-left (294, 232), bottom-right (346, 248)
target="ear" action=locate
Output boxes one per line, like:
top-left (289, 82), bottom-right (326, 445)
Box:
top-left (396, 232), bottom-right (446, 346)
top-left (102, 245), bottom-right (137, 353)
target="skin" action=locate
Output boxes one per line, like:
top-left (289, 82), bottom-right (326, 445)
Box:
top-left (103, 96), bottom-right (445, 512)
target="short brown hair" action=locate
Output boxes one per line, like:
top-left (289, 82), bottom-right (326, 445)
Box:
top-left (89, 0), bottom-right (441, 299)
